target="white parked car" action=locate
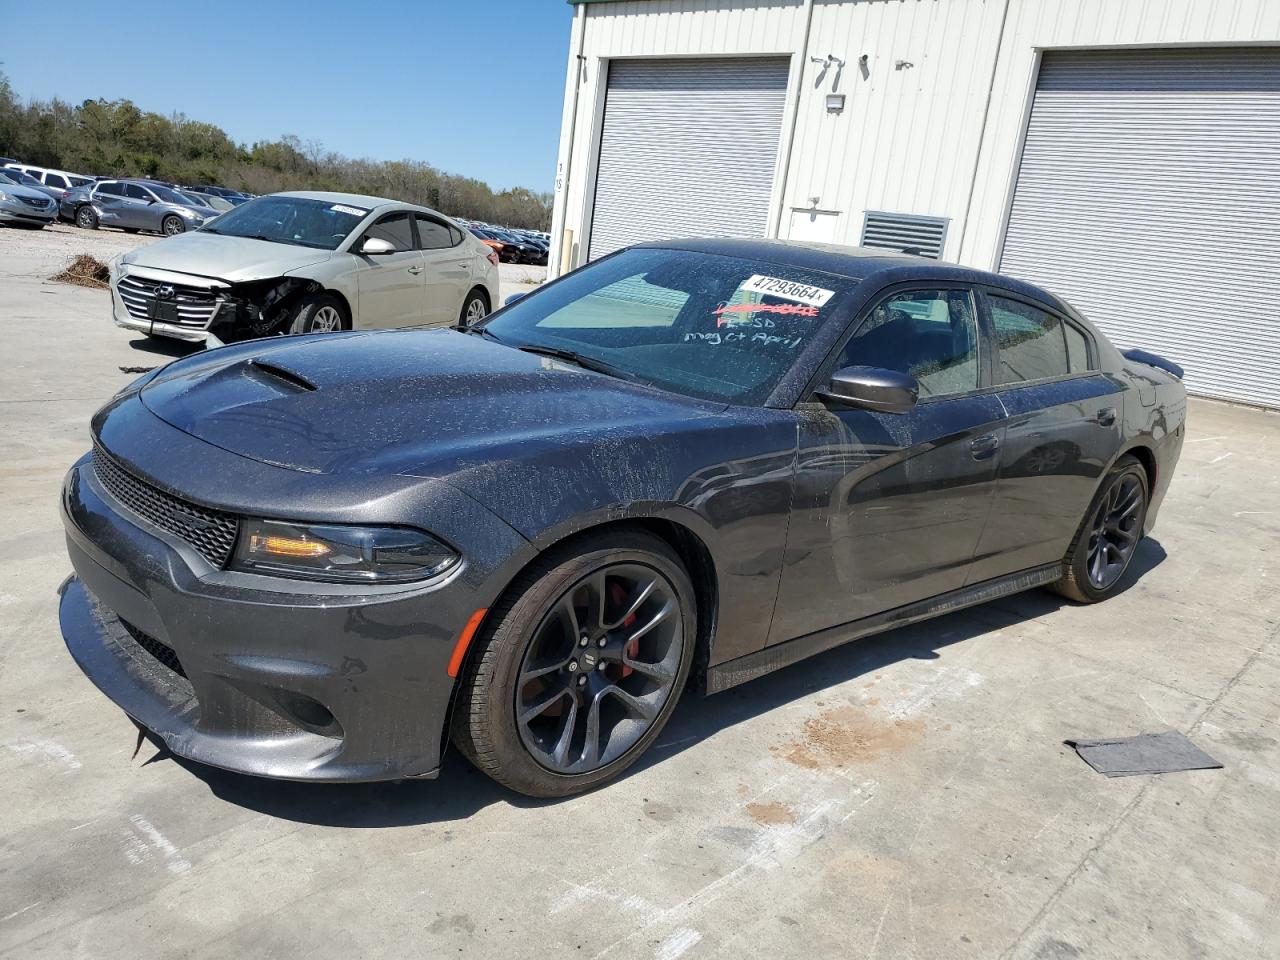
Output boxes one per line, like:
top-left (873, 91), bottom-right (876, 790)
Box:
top-left (108, 192), bottom-right (501, 343)
top-left (3, 163), bottom-right (94, 197)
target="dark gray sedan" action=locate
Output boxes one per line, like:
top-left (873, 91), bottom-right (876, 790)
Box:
top-left (58, 240), bottom-right (1186, 796)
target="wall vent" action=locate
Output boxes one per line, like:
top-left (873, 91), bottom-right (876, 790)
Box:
top-left (860, 211), bottom-right (950, 259)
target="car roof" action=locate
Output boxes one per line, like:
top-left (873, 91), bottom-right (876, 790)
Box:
top-left (272, 190), bottom-right (403, 210)
top-left (635, 237), bottom-right (1074, 316)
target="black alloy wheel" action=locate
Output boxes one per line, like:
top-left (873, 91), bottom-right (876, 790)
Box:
top-left (452, 529), bottom-right (696, 797)
top-left (515, 563), bottom-right (684, 774)
top-left (1051, 454), bottom-right (1148, 603)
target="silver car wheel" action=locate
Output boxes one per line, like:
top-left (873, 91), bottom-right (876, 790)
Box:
top-left (466, 297), bottom-right (488, 324)
top-left (310, 305), bottom-right (342, 333)
top-left (162, 216), bottom-right (185, 236)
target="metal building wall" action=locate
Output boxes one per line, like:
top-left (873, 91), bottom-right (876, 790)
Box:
top-left (552, 0), bottom-right (1280, 277)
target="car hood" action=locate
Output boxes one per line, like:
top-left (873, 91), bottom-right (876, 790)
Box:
top-left (137, 329), bottom-right (723, 476)
top-left (122, 231), bottom-right (334, 282)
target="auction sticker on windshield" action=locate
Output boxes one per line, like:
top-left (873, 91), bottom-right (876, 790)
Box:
top-left (330, 204), bottom-right (368, 217)
top-left (742, 275), bottom-right (835, 308)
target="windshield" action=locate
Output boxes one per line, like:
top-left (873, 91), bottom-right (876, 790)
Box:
top-left (199, 195), bottom-right (369, 249)
top-left (481, 248), bottom-right (853, 405)
top-left (146, 184), bottom-right (187, 204)
top-left (178, 191), bottom-right (210, 207)
top-left (0, 171), bottom-right (17, 185)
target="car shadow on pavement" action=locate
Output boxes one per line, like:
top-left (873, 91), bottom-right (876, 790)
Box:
top-left (156, 538), bottom-right (1166, 827)
top-left (124, 336), bottom-right (203, 361)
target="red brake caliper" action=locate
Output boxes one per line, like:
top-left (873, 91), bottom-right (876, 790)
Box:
top-left (610, 582), bottom-right (639, 679)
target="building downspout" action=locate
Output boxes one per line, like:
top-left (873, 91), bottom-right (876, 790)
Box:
top-left (550, 3), bottom-right (588, 277)
top-left (956, 0), bottom-right (1013, 266)
top-left (769, 0), bottom-right (816, 238)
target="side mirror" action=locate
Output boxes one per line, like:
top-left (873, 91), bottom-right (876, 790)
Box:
top-left (356, 236), bottom-right (396, 256)
top-left (816, 366), bottom-right (919, 414)
top-left (503, 292), bottom-right (527, 307)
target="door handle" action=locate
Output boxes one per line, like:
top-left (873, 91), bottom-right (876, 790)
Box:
top-left (970, 434), bottom-right (1000, 460)
top-left (1092, 407), bottom-right (1117, 427)
top-left (407, 266), bottom-right (423, 275)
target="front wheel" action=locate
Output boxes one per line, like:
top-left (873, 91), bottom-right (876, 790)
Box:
top-left (75, 206), bottom-right (100, 230)
top-left (287, 292), bottom-right (349, 335)
top-left (452, 530), bottom-right (696, 797)
top-left (458, 289), bottom-right (488, 328)
top-left (161, 215), bottom-right (185, 236)
top-left (1049, 455), bottom-right (1149, 603)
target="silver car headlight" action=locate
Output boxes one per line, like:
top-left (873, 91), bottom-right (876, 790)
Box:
top-left (231, 520), bottom-right (459, 584)
top-left (0, 190), bottom-right (8, 202)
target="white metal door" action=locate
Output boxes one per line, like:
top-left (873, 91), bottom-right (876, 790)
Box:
top-left (587, 57), bottom-right (789, 262)
top-left (999, 47), bottom-right (1280, 408)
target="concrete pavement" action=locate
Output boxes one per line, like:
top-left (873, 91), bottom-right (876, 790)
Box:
top-left (1, 225), bottom-right (1277, 959)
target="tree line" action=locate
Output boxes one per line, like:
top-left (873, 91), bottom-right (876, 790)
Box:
top-left (0, 73), bottom-right (552, 230)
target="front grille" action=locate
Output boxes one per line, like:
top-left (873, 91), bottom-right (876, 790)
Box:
top-left (117, 274), bottom-right (221, 329)
top-left (91, 442), bottom-right (240, 568)
top-left (18, 195), bottom-right (50, 208)
top-left (120, 619), bottom-right (187, 678)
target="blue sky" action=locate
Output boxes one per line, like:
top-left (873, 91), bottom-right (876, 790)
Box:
top-left (0, 0), bottom-right (574, 191)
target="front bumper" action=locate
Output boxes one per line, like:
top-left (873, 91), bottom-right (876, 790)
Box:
top-left (58, 429), bottom-right (532, 782)
top-left (0, 198), bottom-right (56, 224)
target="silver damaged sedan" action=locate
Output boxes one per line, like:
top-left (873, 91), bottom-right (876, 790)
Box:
top-left (108, 192), bottom-right (501, 343)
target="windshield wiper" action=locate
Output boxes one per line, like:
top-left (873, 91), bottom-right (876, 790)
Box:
top-left (510, 343), bottom-right (649, 386)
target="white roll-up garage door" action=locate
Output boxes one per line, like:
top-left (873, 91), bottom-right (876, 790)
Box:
top-left (999, 48), bottom-right (1280, 408)
top-left (586, 57), bottom-right (790, 262)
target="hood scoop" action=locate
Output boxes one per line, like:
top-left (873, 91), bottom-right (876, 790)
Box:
top-left (247, 359), bottom-right (317, 393)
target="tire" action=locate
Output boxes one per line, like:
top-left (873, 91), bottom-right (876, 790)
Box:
top-left (287, 292), bottom-right (348, 335)
top-left (75, 206), bottom-right (99, 230)
top-left (161, 215), bottom-right (185, 236)
top-left (1049, 454), bottom-right (1149, 603)
top-left (457, 288), bottom-right (488, 328)
top-left (452, 529), bottom-right (697, 798)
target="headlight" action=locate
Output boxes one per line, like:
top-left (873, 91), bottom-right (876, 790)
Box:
top-left (178, 207), bottom-right (199, 218)
top-left (231, 520), bottom-right (459, 583)
top-left (0, 190), bottom-right (8, 201)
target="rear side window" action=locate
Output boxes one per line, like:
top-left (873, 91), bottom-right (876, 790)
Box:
top-left (415, 214), bottom-right (455, 250)
top-left (45, 173), bottom-right (69, 189)
top-left (96, 182), bottom-right (122, 196)
top-left (1064, 322), bottom-right (1092, 372)
top-left (989, 296), bottom-right (1070, 383)
top-left (365, 212), bottom-right (413, 252)
top-left (840, 289), bottom-right (981, 398)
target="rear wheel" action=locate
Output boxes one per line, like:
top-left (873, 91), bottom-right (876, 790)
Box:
top-left (287, 292), bottom-right (349, 335)
top-left (162, 215), bottom-right (185, 236)
top-left (452, 530), bottom-right (696, 797)
top-left (75, 206), bottom-right (99, 230)
top-left (1050, 455), bottom-right (1149, 603)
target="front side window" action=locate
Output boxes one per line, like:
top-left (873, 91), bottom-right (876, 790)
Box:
top-left (364, 212), bottom-right (414, 252)
top-left (481, 247), bottom-right (851, 405)
top-left (839, 289), bottom-right (980, 398)
top-left (990, 296), bottom-right (1072, 383)
top-left (123, 183), bottom-right (151, 201)
top-left (199, 196), bottom-right (370, 249)
top-left (415, 214), bottom-right (455, 250)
